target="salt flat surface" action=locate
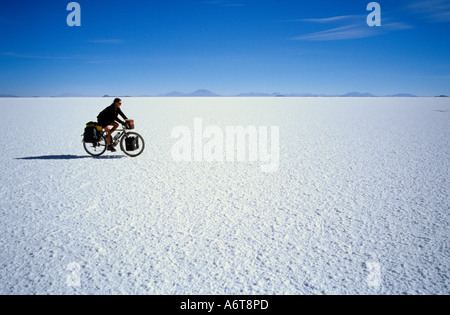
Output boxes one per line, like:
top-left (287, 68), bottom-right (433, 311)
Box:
top-left (0, 97), bottom-right (449, 295)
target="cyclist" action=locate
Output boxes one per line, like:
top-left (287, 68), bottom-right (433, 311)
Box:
top-left (97, 98), bottom-right (128, 152)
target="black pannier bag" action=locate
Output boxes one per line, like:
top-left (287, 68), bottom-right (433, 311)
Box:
top-left (125, 136), bottom-right (139, 151)
top-left (83, 122), bottom-right (100, 143)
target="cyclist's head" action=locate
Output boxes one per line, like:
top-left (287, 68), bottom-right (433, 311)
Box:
top-left (114, 98), bottom-right (122, 108)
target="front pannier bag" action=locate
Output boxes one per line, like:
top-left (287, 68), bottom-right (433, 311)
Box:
top-left (125, 136), bottom-right (139, 151)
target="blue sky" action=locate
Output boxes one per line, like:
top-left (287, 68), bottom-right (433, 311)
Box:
top-left (0, 0), bottom-right (449, 96)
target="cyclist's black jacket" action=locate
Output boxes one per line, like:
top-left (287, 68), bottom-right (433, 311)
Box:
top-left (97, 104), bottom-right (128, 127)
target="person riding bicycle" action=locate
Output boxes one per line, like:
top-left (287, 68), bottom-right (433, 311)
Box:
top-left (97, 98), bottom-right (128, 152)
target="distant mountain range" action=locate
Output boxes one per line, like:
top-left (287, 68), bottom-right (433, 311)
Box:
top-left (158, 89), bottom-right (221, 97)
top-left (156, 90), bottom-right (420, 97)
top-left (155, 90), bottom-right (421, 97)
top-left (1, 90), bottom-right (446, 98)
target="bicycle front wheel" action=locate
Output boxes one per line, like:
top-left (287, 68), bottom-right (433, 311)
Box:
top-left (83, 134), bottom-right (107, 157)
top-left (120, 132), bottom-right (145, 157)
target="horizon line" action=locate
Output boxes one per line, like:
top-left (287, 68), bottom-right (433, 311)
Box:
top-left (1, 90), bottom-right (448, 98)
top-left (1, 95), bottom-right (448, 98)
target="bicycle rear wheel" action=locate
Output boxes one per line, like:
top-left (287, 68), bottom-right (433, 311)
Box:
top-left (83, 134), bottom-right (107, 157)
top-left (120, 132), bottom-right (145, 157)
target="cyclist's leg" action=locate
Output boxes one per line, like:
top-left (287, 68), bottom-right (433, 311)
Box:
top-left (110, 122), bottom-right (119, 134)
top-left (105, 122), bottom-right (119, 147)
top-left (104, 126), bottom-right (112, 146)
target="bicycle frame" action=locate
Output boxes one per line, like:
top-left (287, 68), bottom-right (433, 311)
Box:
top-left (104, 128), bottom-right (131, 147)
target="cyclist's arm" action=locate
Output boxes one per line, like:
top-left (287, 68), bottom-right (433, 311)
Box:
top-left (115, 118), bottom-right (125, 125)
top-left (116, 108), bottom-right (128, 125)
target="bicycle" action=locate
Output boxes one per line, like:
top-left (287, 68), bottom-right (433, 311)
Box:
top-left (83, 122), bottom-right (145, 158)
